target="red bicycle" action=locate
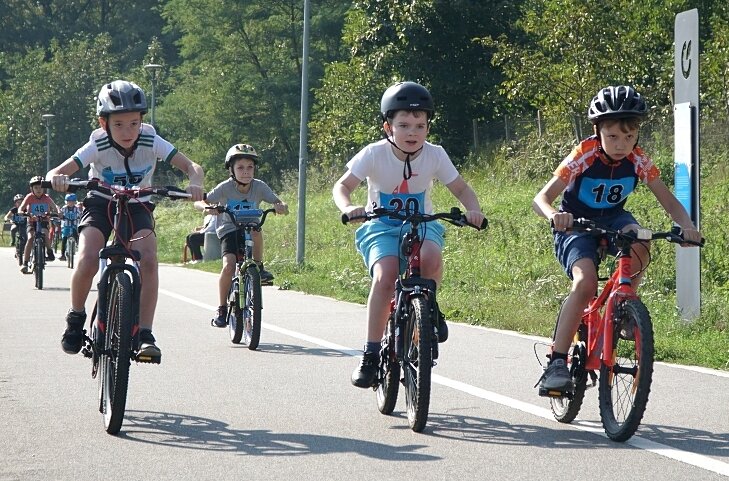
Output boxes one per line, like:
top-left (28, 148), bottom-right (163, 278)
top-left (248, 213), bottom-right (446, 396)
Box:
top-left (343, 206), bottom-right (487, 432)
top-left (537, 218), bottom-right (704, 441)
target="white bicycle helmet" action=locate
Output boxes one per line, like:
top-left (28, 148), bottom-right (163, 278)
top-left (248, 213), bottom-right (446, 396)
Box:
top-left (96, 80), bottom-right (148, 117)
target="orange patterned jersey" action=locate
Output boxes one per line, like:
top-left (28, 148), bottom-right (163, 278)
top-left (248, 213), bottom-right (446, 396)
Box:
top-left (554, 136), bottom-right (659, 218)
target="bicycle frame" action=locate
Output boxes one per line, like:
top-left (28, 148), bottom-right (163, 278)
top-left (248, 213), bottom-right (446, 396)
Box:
top-left (582, 245), bottom-right (639, 371)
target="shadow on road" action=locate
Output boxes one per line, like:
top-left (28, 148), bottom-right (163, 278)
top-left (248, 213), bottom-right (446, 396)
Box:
top-left (119, 410), bottom-right (438, 460)
top-left (639, 424), bottom-right (729, 458)
top-left (235, 343), bottom-right (350, 358)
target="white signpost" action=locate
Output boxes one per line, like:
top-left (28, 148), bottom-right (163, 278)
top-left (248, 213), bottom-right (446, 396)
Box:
top-left (674, 9), bottom-right (701, 320)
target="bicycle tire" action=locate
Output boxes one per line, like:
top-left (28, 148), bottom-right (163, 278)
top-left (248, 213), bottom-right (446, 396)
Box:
top-left (228, 276), bottom-right (244, 344)
top-left (549, 300), bottom-right (588, 423)
top-left (598, 299), bottom-right (654, 442)
top-left (376, 314), bottom-right (400, 415)
top-left (67, 237), bottom-right (76, 269)
top-left (34, 238), bottom-right (44, 290)
top-left (403, 295), bottom-right (432, 432)
top-left (16, 235), bottom-right (25, 266)
top-left (241, 264), bottom-right (262, 350)
top-left (100, 271), bottom-right (133, 435)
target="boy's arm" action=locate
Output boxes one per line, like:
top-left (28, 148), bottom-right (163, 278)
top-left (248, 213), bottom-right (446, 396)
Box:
top-left (533, 176), bottom-right (573, 231)
top-left (170, 152), bottom-right (204, 201)
top-left (332, 171), bottom-right (365, 220)
top-left (647, 177), bottom-right (701, 243)
top-left (445, 175), bottom-right (484, 227)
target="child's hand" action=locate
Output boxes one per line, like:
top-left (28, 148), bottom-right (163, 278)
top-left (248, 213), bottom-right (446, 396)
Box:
top-left (274, 202), bottom-right (289, 215)
top-left (680, 227), bottom-right (702, 246)
top-left (343, 205), bottom-right (366, 223)
top-left (464, 210), bottom-right (485, 229)
top-left (550, 211), bottom-right (574, 231)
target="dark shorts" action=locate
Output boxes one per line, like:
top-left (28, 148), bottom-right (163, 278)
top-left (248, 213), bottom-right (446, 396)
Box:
top-left (26, 220), bottom-right (49, 235)
top-left (219, 230), bottom-right (245, 257)
top-left (79, 196), bottom-right (155, 241)
top-left (554, 211), bottom-right (639, 279)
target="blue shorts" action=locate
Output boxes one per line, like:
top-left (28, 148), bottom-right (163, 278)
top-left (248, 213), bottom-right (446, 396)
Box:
top-left (354, 220), bottom-right (446, 276)
top-left (554, 211), bottom-right (639, 280)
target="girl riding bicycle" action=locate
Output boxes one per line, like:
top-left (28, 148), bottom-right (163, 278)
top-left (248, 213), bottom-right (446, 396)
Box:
top-left (332, 81), bottom-right (485, 389)
top-left (48, 80), bottom-right (204, 363)
top-left (18, 176), bottom-right (60, 273)
top-left (532, 85), bottom-right (702, 395)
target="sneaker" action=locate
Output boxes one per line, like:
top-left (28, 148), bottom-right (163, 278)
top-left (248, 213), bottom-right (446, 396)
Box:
top-left (260, 269), bottom-right (275, 284)
top-left (539, 358), bottom-right (574, 393)
top-left (59, 255), bottom-right (67, 261)
top-left (137, 329), bottom-right (161, 362)
top-left (20, 263), bottom-right (29, 274)
top-left (46, 251), bottom-right (55, 261)
top-left (351, 351), bottom-right (379, 388)
top-left (211, 306), bottom-right (227, 328)
top-left (61, 310), bottom-right (87, 354)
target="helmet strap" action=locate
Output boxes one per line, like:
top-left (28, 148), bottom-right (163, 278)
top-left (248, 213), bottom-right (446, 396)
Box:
top-left (230, 172), bottom-right (251, 187)
top-left (383, 123), bottom-right (422, 181)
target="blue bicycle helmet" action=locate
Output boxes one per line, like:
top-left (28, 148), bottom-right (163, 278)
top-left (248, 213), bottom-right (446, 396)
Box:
top-left (65, 193), bottom-right (77, 202)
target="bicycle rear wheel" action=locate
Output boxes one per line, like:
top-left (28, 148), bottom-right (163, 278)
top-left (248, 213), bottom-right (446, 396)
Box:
top-left (241, 265), bottom-right (262, 350)
top-left (16, 235), bottom-right (25, 266)
top-left (100, 271), bottom-right (134, 435)
top-left (598, 299), bottom-right (654, 442)
top-left (549, 300), bottom-right (588, 423)
top-left (402, 295), bottom-right (432, 432)
top-left (376, 314), bottom-right (400, 415)
top-left (34, 239), bottom-right (44, 290)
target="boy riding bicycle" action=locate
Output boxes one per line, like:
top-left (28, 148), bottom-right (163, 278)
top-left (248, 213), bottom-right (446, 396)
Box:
top-left (48, 80), bottom-right (204, 362)
top-left (532, 85), bottom-right (702, 394)
top-left (58, 193), bottom-right (82, 261)
top-left (332, 81), bottom-right (485, 388)
top-left (18, 176), bottom-right (60, 273)
top-left (195, 143), bottom-right (289, 328)
top-left (4, 194), bottom-right (27, 248)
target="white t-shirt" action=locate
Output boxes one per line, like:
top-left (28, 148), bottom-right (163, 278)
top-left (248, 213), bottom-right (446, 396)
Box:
top-left (71, 123), bottom-right (177, 202)
top-left (346, 139), bottom-right (459, 217)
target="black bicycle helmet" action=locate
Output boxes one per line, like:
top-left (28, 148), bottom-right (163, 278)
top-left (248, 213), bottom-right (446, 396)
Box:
top-left (587, 86), bottom-right (647, 124)
top-left (96, 80), bottom-right (148, 117)
top-left (29, 175), bottom-right (44, 187)
top-left (380, 81), bottom-right (435, 121)
top-left (224, 143), bottom-right (259, 169)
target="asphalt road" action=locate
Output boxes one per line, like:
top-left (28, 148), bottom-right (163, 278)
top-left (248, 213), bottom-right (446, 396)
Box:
top-left (1, 247), bottom-right (728, 480)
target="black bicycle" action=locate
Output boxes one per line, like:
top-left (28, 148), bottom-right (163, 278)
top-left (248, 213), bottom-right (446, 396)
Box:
top-left (10, 217), bottom-right (28, 266)
top-left (205, 204), bottom-right (275, 349)
top-left (20, 211), bottom-right (58, 290)
top-left (45, 179), bottom-right (191, 434)
top-left (343, 206), bottom-right (487, 432)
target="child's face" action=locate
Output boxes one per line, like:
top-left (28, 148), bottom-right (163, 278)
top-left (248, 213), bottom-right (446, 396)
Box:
top-left (31, 185), bottom-right (44, 196)
top-left (385, 110), bottom-right (429, 154)
top-left (599, 122), bottom-right (638, 159)
top-left (66, 200), bottom-right (76, 207)
top-left (100, 111), bottom-right (143, 150)
top-left (232, 157), bottom-right (256, 184)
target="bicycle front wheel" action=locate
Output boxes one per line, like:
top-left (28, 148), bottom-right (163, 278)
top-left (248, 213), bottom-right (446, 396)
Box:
top-left (228, 276), bottom-right (244, 344)
top-left (67, 237), bottom-right (76, 269)
top-left (241, 265), bottom-right (262, 350)
top-left (376, 314), bottom-right (400, 415)
top-left (34, 239), bottom-right (44, 290)
top-left (100, 271), bottom-right (134, 435)
top-left (402, 296), bottom-right (433, 432)
top-left (598, 299), bottom-right (654, 442)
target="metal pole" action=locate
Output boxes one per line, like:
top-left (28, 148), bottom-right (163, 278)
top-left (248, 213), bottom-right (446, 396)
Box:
top-left (296, 0), bottom-right (310, 265)
top-left (41, 114), bottom-right (55, 173)
top-left (144, 64), bottom-right (162, 128)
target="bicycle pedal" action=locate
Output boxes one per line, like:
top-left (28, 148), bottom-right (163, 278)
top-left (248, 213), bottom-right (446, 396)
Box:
top-left (134, 353), bottom-right (161, 364)
top-left (538, 387), bottom-right (574, 399)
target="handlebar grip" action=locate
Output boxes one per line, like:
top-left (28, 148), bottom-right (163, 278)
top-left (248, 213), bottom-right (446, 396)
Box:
top-left (341, 213), bottom-right (350, 225)
top-left (478, 218), bottom-right (489, 230)
top-left (341, 213), bottom-right (369, 224)
top-left (40, 180), bottom-right (52, 189)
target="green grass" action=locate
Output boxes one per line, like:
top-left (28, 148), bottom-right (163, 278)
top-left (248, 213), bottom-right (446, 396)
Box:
top-left (147, 166), bottom-right (728, 371)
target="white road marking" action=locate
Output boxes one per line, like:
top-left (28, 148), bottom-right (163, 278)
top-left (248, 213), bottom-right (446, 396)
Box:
top-left (160, 288), bottom-right (729, 477)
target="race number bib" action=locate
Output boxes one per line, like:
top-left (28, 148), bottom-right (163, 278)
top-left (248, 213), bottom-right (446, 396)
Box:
top-left (377, 192), bottom-right (425, 226)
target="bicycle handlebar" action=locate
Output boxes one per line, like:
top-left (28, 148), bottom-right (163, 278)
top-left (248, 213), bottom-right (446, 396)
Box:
top-left (570, 217), bottom-right (705, 247)
top-left (204, 204), bottom-right (276, 229)
top-left (41, 179), bottom-right (192, 200)
top-left (341, 206), bottom-right (488, 231)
